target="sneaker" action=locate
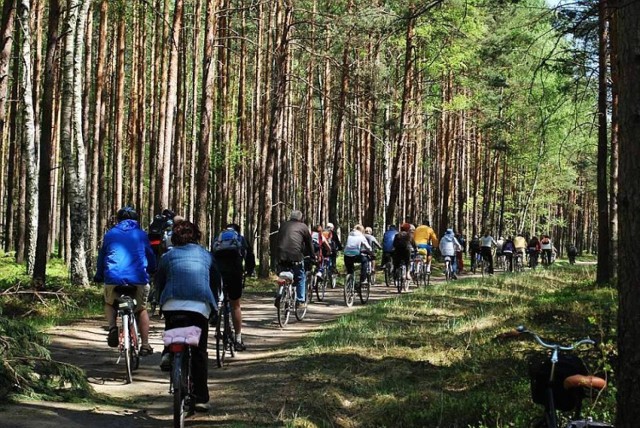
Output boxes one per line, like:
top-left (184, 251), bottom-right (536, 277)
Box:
top-left (194, 402), bottom-right (210, 412)
top-left (160, 353), bottom-right (172, 371)
top-left (107, 326), bottom-right (119, 348)
top-left (234, 340), bottom-right (246, 351)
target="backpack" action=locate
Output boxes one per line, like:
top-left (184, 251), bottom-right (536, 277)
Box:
top-left (212, 229), bottom-right (244, 257)
top-left (148, 214), bottom-right (168, 243)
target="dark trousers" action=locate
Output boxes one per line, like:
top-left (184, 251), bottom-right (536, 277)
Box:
top-left (503, 252), bottom-right (513, 272)
top-left (344, 254), bottom-right (369, 282)
top-left (164, 310), bottom-right (210, 403)
top-left (481, 247), bottom-right (494, 274)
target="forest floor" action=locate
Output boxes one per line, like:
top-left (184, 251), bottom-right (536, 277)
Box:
top-left (2, 270), bottom-right (449, 428)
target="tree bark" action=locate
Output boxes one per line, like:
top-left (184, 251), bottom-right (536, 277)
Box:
top-left (615, 0), bottom-right (640, 424)
top-left (33, 0), bottom-right (60, 285)
top-left (596, 0), bottom-right (611, 284)
top-left (608, 1), bottom-right (619, 279)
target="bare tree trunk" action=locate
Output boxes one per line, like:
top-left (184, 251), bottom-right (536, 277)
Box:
top-left (608, 2), bottom-right (619, 279)
top-left (59, 0), bottom-right (89, 286)
top-left (113, 14), bottom-right (125, 210)
top-left (17, 0), bottom-right (38, 274)
top-left (33, 0), bottom-right (60, 285)
top-left (596, 0), bottom-right (611, 283)
top-left (386, 14), bottom-right (414, 226)
top-left (1, 0), bottom-right (15, 252)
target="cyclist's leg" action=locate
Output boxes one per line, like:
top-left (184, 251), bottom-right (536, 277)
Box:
top-left (103, 285), bottom-right (119, 347)
top-left (133, 284), bottom-right (152, 354)
top-left (293, 263), bottom-right (306, 303)
top-left (181, 311), bottom-right (210, 405)
top-left (344, 255), bottom-right (355, 276)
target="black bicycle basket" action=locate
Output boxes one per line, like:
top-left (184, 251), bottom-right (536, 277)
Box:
top-left (528, 353), bottom-right (588, 411)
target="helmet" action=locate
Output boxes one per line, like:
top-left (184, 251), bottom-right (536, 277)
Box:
top-left (117, 206), bottom-right (138, 222)
top-left (326, 222), bottom-right (335, 231)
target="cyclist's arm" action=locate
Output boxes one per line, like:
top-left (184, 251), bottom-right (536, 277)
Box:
top-left (94, 239), bottom-right (107, 282)
top-left (372, 238), bottom-right (383, 251)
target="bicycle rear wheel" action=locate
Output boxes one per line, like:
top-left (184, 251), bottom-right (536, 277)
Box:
top-left (129, 316), bottom-right (140, 371)
top-left (277, 285), bottom-right (291, 327)
top-left (122, 314), bottom-right (133, 384)
top-left (172, 352), bottom-right (186, 428)
top-left (226, 305), bottom-right (235, 358)
top-left (384, 263), bottom-right (391, 287)
top-left (359, 276), bottom-right (370, 304)
top-left (395, 266), bottom-right (405, 293)
top-left (344, 274), bottom-right (355, 307)
top-left (216, 307), bottom-right (226, 367)
top-left (316, 274), bottom-right (326, 301)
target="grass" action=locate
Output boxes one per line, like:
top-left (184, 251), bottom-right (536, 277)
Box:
top-left (274, 262), bottom-right (616, 427)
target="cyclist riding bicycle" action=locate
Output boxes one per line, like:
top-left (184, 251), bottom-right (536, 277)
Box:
top-left (514, 233), bottom-right (527, 262)
top-left (323, 222), bottom-right (342, 274)
top-left (540, 235), bottom-right (553, 266)
top-left (528, 236), bottom-right (542, 268)
top-left (414, 221), bottom-right (439, 274)
top-left (381, 225), bottom-right (398, 268)
top-left (480, 230), bottom-right (498, 274)
top-left (94, 206), bottom-right (156, 356)
top-left (276, 210), bottom-right (316, 309)
top-left (155, 220), bottom-right (217, 412)
top-left (312, 224), bottom-right (332, 278)
top-left (364, 227), bottom-right (382, 273)
top-left (469, 234), bottom-right (481, 271)
top-left (439, 228), bottom-right (462, 279)
top-left (502, 236), bottom-right (515, 272)
top-left (344, 225), bottom-right (373, 284)
top-left (392, 223), bottom-right (415, 280)
top-left (211, 223), bottom-right (255, 351)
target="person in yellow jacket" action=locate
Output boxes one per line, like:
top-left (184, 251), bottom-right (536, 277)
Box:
top-left (414, 221), bottom-right (439, 273)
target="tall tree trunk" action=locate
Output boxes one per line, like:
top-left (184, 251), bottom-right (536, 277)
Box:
top-left (33, 0), bottom-right (60, 285)
top-left (194, 0), bottom-right (216, 237)
top-left (615, 0), bottom-right (640, 424)
top-left (1, 0), bottom-right (15, 252)
top-left (59, 0), bottom-right (89, 286)
top-left (18, 0), bottom-right (38, 274)
top-left (596, 0), bottom-right (611, 284)
top-left (113, 15), bottom-right (125, 210)
top-left (608, 2), bottom-right (619, 279)
top-left (258, 0), bottom-right (291, 277)
top-left (386, 13), bottom-right (415, 226)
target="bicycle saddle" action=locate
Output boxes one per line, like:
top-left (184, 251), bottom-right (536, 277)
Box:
top-left (116, 295), bottom-right (136, 311)
top-left (278, 271), bottom-right (294, 281)
top-left (563, 374), bottom-right (607, 391)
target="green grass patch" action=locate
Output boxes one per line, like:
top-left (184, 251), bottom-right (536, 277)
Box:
top-left (278, 264), bottom-right (616, 427)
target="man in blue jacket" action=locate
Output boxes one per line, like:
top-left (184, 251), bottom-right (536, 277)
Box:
top-left (381, 224), bottom-right (398, 268)
top-left (94, 206), bottom-right (156, 355)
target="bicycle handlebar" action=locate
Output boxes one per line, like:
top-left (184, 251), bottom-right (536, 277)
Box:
top-left (516, 325), bottom-right (595, 351)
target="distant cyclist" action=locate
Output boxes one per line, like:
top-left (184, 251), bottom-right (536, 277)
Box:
top-left (392, 223), bottom-right (414, 280)
top-left (469, 235), bottom-right (481, 271)
top-left (514, 233), bottom-right (527, 263)
top-left (276, 210), bottom-right (315, 308)
top-left (502, 236), bottom-right (515, 272)
top-left (480, 230), bottom-right (498, 274)
top-left (414, 221), bottom-right (439, 273)
top-left (343, 225), bottom-right (373, 285)
top-left (528, 236), bottom-right (541, 268)
top-left (94, 206), bottom-right (156, 356)
top-left (312, 224), bottom-right (332, 278)
top-left (211, 223), bottom-right (255, 351)
top-left (540, 235), bottom-right (553, 266)
top-left (323, 222), bottom-right (342, 274)
top-left (439, 228), bottom-right (462, 279)
top-left (381, 225), bottom-right (398, 269)
top-left (364, 227), bottom-right (382, 273)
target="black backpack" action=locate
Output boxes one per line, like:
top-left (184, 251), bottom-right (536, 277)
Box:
top-left (148, 214), bottom-right (168, 242)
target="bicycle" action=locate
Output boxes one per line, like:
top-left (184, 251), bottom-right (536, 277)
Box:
top-left (114, 287), bottom-right (140, 384)
top-left (516, 326), bottom-right (612, 428)
top-left (514, 252), bottom-right (525, 272)
top-left (275, 264), bottom-right (308, 328)
top-left (215, 282), bottom-right (235, 368)
top-left (383, 257), bottom-right (394, 287)
top-left (394, 264), bottom-right (408, 293)
top-left (323, 257), bottom-right (337, 290)
top-left (308, 259), bottom-right (326, 302)
top-left (163, 318), bottom-right (201, 428)
top-left (443, 256), bottom-right (454, 282)
top-left (472, 252), bottom-right (483, 274)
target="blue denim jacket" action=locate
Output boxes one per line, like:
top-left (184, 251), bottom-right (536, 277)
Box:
top-left (156, 243), bottom-right (218, 311)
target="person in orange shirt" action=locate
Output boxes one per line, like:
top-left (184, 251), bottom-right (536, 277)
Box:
top-left (414, 221), bottom-right (439, 273)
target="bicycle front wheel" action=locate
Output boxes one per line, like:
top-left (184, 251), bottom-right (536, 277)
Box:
top-left (172, 352), bottom-right (186, 428)
top-left (344, 274), bottom-right (355, 307)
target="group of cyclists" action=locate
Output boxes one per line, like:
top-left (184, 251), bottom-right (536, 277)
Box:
top-left (92, 205), bottom-right (568, 412)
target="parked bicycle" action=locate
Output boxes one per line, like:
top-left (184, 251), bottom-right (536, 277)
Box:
top-left (114, 287), bottom-right (140, 384)
top-left (214, 282), bottom-right (235, 368)
top-left (275, 263), bottom-right (308, 328)
top-left (516, 326), bottom-right (612, 428)
top-left (163, 318), bottom-right (201, 428)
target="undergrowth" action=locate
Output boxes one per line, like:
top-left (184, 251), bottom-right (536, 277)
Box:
top-left (277, 263), bottom-right (616, 427)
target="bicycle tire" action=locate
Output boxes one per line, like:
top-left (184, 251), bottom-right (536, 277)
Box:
top-left (277, 285), bottom-right (291, 327)
top-left (327, 270), bottom-right (336, 289)
top-left (396, 266), bottom-right (405, 293)
top-left (307, 273), bottom-right (315, 304)
top-left (445, 260), bottom-right (451, 282)
top-left (216, 306), bottom-right (225, 367)
top-left (172, 352), bottom-right (186, 428)
top-left (129, 316), bottom-right (140, 371)
top-left (359, 275), bottom-right (370, 304)
top-left (316, 274), bottom-right (326, 301)
top-left (344, 274), bottom-right (355, 307)
top-left (384, 263), bottom-right (392, 287)
top-left (226, 304), bottom-right (235, 358)
top-left (123, 314), bottom-right (133, 384)
top-left (295, 286), bottom-right (309, 321)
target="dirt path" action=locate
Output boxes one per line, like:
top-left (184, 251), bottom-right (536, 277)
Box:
top-left (3, 274), bottom-right (443, 427)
